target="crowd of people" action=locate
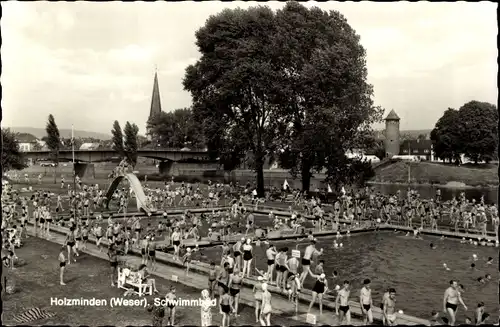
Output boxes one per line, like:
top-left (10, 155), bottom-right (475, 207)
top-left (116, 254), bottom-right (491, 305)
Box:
top-left (2, 171), bottom-right (498, 326)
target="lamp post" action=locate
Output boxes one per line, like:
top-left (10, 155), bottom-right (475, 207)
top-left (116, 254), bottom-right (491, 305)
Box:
top-left (407, 141), bottom-right (411, 184)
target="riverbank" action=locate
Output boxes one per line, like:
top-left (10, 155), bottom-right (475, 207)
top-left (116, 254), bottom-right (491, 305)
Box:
top-left (372, 161), bottom-right (498, 188)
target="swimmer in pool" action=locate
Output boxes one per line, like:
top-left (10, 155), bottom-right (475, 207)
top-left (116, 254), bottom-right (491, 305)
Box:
top-left (443, 280), bottom-right (467, 326)
top-left (430, 243), bottom-right (437, 249)
top-left (486, 257), bottom-right (493, 265)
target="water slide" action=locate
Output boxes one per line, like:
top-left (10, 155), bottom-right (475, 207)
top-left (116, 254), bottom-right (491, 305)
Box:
top-left (105, 173), bottom-right (155, 214)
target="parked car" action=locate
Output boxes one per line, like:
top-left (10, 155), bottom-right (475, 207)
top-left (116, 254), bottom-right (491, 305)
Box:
top-left (40, 162), bottom-right (57, 167)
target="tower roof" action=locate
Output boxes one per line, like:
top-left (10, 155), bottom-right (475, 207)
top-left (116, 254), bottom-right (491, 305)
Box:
top-left (149, 70), bottom-right (162, 120)
top-left (385, 109), bottom-right (400, 121)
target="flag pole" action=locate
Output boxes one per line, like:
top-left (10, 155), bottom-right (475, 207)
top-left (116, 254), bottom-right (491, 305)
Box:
top-left (72, 125), bottom-right (77, 216)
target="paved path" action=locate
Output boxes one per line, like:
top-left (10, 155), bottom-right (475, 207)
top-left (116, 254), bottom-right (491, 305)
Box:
top-left (26, 225), bottom-right (364, 326)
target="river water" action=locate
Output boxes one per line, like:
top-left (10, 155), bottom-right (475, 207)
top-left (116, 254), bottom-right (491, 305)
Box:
top-left (200, 232), bottom-right (497, 320)
top-left (368, 184), bottom-right (498, 204)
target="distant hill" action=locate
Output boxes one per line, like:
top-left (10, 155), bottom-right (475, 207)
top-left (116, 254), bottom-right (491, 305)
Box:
top-left (6, 127), bottom-right (111, 140)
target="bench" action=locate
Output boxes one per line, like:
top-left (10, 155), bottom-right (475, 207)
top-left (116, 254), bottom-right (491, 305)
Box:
top-left (117, 268), bottom-right (152, 297)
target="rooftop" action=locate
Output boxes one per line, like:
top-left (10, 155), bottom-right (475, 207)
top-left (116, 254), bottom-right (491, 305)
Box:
top-left (385, 109), bottom-right (400, 121)
top-left (15, 133), bottom-right (38, 143)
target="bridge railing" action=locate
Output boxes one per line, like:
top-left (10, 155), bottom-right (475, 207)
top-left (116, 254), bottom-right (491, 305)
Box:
top-left (24, 148), bottom-right (208, 153)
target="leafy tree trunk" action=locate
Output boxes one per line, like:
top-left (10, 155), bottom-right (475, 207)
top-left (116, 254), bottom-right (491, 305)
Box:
top-left (255, 153), bottom-right (265, 198)
top-left (301, 160), bottom-right (312, 192)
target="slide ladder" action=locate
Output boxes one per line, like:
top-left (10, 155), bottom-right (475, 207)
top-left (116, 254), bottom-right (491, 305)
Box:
top-left (104, 173), bottom-right (155, 214)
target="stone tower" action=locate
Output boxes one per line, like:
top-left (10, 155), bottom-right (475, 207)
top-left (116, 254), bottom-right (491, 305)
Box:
top-left (384, 109), bottom-right (400, 158)
top-left (147, 68), bottom-right (162, 138)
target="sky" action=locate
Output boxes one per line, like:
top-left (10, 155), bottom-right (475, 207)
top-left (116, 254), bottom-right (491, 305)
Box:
top-left (1, 1), bottom-right (498, 136)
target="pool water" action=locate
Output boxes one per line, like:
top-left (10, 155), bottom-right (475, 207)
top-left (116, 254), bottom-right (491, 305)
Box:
top-left (199, 231), bottom-right (497, 320)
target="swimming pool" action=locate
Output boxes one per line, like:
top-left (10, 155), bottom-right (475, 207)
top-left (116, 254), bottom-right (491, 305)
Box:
top-left (199, 231), bottom-right (497, 320)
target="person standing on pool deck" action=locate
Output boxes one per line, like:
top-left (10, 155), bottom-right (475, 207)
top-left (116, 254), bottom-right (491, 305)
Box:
top-left (383, 288), bottom-right (398, 326)
top-left (260, 282), bottom-right (273, 326)
top-left (64, 227), bottom-right (79, 265)
top-left (443, 280), bottom-right (467, 326)
top-left (359, 279), bottom-right (373, 325)
top-left (108, 244), bottom-right (118, 287)
top-left (336, 280), bottom-right (351, 325)
top-left (245, 213), bottom-right (255, 236)
top-left (141, 236), bottom-right (149, 265)
top-left (265, 244), bottom-right (277, 283)
top-left (171, 227), bottom-right (181, 261)
top-left (228, 267), bottom-right (243, 316)
top-left (58, 246), bottom-right (67, 285)
top-left (241, 238), bottom-right (253, 278)
top-left (307, 273), bottom-right (328, 316)
top-left (232, 238), bottom-right (244, 270)
top-left (299, 239), bottom-right (323, 286)
top-left (148, 237), bottom-right (157, 271)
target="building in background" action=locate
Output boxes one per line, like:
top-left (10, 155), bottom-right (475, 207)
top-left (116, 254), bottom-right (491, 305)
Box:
top-left (400, 139), bottom-right (433, 161)
top-left (384, 109), bottom-right (401, 158)
top-left (146, 68), bottom-right (163, 139)
top-left (15, 133), bottom-right (47, 152)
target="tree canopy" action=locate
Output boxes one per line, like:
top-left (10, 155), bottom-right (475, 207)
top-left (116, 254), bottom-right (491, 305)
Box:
top-left (147, 108), bottom-right (205, 149)
top-left (45, 114), bottom-right (61, 160)
top-left (457, 101), bottom-right (498, 163)
top-left (183, 5), bottom-right (282, 196)
top-left (430, 108), bottom-right (462, 163)
top-left (1, 128), bottom-right (27, 173)
top-left (124, 122), bottom-right (139, 167)
top-left (431, 101), bottom-right (498, 164)
top-left (111, 120), bottom-right (125, 158)
top-left (183, 2), bottom-right (382, 195)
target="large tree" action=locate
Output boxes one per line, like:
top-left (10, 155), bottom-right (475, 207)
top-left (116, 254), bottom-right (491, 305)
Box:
top-left (111, 120), bottom-right (125, 158)
top-left (124, 122), bottom-right (139, 167)
top-left (430, 108), bottom-right (462, 163)
top-left (45, 114), bottom-right (61, 183)
top-left (183, 6), bottom-right (283, 197)
top-left (1, 129), bottom-right (27, 173)
top-left (147, 108), bottom-right (205, 148)
top-left (269, 2), bottom-right (384, 191)
top-left (457, 101), bottom-right (498, 164)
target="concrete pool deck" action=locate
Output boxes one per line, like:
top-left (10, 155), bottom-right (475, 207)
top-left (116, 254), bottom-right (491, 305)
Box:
top-left (27, 221), bottom-right (432, 326)
top-left (25, 225), bottom-right (356, 326)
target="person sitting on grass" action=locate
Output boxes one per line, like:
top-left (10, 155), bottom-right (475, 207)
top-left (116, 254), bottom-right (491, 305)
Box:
top-left (138, 264), bottom-right (159, 293)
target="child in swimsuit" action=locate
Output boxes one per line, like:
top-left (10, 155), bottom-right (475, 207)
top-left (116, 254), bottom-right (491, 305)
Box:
top-left (165, 286), bottom-right (176, 325)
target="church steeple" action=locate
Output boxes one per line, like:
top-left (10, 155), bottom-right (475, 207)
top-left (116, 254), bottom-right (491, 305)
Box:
top-left (149, 67), bottom-right (162, 121)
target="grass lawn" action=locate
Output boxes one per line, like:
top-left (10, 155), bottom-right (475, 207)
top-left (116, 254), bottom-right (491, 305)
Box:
top-left (3, 237), bottom-right (306, 326)
top-left (373, 161), bottom-right (498, 187)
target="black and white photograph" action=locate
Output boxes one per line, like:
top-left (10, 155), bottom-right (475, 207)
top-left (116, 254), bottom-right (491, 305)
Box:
top-left (1, 1), bottom-right (498, 326)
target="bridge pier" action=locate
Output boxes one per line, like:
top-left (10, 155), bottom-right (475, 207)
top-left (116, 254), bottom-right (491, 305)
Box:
top-left (74, 163), bottom-right (95, 178)
top-left (158, 161), bottom-right (175, 176)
